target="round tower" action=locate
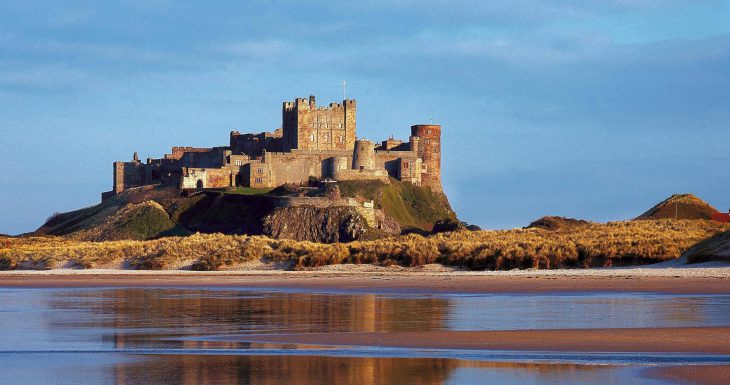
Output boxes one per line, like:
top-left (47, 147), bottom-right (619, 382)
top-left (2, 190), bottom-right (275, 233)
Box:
top-left (352, 139), bottom-right (376, 170)
top-left (410, 124), bottom-right (442, 192)
top-left (329, 156), bottom-right (349, 179)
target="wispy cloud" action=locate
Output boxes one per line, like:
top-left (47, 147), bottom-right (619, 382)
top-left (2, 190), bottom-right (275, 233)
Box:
top-left (1, 1), bottom-right (729, 234)
top-left (0, 64), bottom-right (90, 91)
top-left (215, 40), bottom-right (291, 59)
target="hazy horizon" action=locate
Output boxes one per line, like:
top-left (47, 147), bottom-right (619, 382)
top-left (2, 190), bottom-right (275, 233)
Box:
top-left (1, 1), bottom-right (729, 235)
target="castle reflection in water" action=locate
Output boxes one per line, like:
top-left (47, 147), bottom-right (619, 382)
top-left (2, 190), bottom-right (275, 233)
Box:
top-left (37, 288), bottom-right (720, 385)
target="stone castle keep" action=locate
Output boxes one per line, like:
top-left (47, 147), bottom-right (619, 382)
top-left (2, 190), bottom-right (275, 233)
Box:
top-left (104, 95), bottom-right (442, 200)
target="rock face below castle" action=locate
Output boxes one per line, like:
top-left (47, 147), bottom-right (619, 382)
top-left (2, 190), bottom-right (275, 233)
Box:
top-left (103, 95), bottom-right (443, 201)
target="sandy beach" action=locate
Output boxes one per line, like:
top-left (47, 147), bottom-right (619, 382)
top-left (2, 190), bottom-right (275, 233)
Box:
top-left (646, 365), bottom-right (730, 385)
top-left (3, 267), bottom-right (729, 385)
top-left (1, 265), bottom-right (729, 294)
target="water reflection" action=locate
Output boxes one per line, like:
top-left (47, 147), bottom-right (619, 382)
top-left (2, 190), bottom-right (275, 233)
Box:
top-left (447, 293), bottom-right (730, 330)
top-left (0, 288), bottom-right (728, 384)
top-left (108, 355), bottom-right (653, 385)
top-left (2, 353), bottom-right (656, 385)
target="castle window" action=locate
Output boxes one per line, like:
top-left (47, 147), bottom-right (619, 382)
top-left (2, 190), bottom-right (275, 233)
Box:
top-left (256, 168), bottom-right (263, 174)
top-left (234, 160), bottom-right (243, 166)
top-left (255, 178), bottom-right (262, 184)
top-left (310, 134), bottom-right (315, 142)
top-left (403, 161), bottom-right (409, 169)
top-left (323, 134), bottom-right (329, 142)
top-left (339, 135), bottom-right (344, 143)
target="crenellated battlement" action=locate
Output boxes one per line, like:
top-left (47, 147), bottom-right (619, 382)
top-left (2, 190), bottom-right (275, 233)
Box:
top-left (105, 94), bottom-right (442, 201)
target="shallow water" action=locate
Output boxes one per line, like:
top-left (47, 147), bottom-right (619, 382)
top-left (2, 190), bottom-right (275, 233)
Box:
top-left (0, 287), bottom-right (728, 384)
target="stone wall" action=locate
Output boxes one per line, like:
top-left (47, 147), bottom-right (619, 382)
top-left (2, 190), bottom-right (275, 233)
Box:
top-left (106, 96), bottom-right (443, 199)
top-left (256, 149), bottom-right (353, 187)
top-left (373, 150), bottom-right (421, 185)
top-left (178, 147), bottom-right (228, 168)
top-left (246, 160), bottom-right (273, 188)
top-left (113, 160), bottom-right (148, 194)
top-left (165, 147), bottom-right (212, 160)
top-left (181, 167), bottom-right (232, 189)
top-left (333, 168), bottom-right (390, 182)
top-left (229, 129), bottom-right (282, 156)
top-left (282, 96), bottom-right (356, 152)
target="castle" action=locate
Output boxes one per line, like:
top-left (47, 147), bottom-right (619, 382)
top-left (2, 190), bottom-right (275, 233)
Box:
top-left (103, 95), bottom-right (442, 200)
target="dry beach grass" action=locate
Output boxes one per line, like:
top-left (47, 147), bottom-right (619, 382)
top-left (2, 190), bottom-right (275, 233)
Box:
top-left (1, 219), bottom-right (728, 271)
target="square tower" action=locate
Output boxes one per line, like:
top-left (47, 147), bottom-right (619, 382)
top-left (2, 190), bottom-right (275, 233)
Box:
top-left (282, 95), bottom-right (356, 151)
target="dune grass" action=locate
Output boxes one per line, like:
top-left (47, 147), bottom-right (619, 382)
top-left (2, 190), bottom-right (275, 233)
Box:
top-left (1, 219), bottom-right (727, 271)
top-left (680, 229), bottom-right (730, 264)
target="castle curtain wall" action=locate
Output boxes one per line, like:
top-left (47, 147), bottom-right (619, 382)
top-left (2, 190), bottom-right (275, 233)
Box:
top-left (262, 150), bottom-right (353, 187)
top-left (108, 96), bottom-right (443, 197)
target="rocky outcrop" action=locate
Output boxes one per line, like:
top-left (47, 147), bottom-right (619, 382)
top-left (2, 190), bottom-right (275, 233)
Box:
top-left (377, 214), bottom-right (401, 235)
top-left (263, 206), bottom-right (370, 242)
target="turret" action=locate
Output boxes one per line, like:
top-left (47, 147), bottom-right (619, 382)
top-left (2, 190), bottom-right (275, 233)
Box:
top-left (352, 139), bottom-right (376, 170)
top-left (410, 124), bottom-right (442, 193)
top-left (409, 135), bottom-right (420, 154)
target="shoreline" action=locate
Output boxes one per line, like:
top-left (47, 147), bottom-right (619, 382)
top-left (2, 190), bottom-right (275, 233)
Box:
top-left (218, 327), bottom-right (730, 354)
top-left (647, 365), bottom-right (730, 385)
top-left (1, 266), bottom-right (729, 294)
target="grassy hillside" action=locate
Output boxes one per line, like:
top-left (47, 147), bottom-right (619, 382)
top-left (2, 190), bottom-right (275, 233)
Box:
top-left (33, 180), bottom-right (454, 241)
top-left (636, 194), bottom-right (718, 220)
top-left (36, 186), bottom-right (185, 241)
top-left (7, 219), bottom-right (727, 271)
top-left (73, 201), bottom-right (183, 241)
top-left (336, 179), bottom-right (456, 232)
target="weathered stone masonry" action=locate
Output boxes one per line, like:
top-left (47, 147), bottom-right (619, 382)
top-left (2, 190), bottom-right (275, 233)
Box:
top-left (104, 95), bottom-right (442, 200)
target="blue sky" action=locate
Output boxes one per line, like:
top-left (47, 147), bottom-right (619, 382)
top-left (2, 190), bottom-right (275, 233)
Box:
top-left (1, 1), bottom-right (729, 234)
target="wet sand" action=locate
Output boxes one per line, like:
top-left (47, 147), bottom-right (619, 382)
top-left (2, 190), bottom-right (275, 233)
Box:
top-left (1, 269), bottom-right (729, 294)
top-left (3, 270), bottom-right (729, 384)
top-left (647, 365), bottom-right (730, 385)
top-left (223, 327), bottom-right (730, 354)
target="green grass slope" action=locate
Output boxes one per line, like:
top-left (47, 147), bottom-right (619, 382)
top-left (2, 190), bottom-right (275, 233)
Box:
top-left (77, 201), bottom-right (181, 241)
top-left (336, 179), bottom-right (456, 232)
top-left (635, 194), bottom-right (718, 220)
top-left (36, 186), bottom-right (185, 241)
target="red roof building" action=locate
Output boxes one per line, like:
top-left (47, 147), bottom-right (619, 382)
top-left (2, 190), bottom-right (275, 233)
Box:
top-left (711, 212), bottom-right (730, 223)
